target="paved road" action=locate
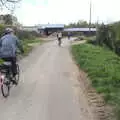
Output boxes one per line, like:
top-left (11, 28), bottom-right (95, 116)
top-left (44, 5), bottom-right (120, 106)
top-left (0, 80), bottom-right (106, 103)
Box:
top-left (0, 38), bottom-right (94, 120)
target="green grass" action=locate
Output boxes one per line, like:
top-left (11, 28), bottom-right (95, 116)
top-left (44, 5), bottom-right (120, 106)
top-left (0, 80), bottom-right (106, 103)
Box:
top-left (84, 36), bottom-right (96, 41)
top-left (23, 38), bottom-right (41, 45)
top-left (71, 43), bottom-right (120, 120)
top-left (22, 38), bottom-right (42, 56)
top-left (23, 43), bottom-right (33, 56)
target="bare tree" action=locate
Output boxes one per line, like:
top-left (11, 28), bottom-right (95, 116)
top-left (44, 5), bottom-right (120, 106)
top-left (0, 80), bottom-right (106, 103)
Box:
top-left (0, 0), bottom-right (21, 12)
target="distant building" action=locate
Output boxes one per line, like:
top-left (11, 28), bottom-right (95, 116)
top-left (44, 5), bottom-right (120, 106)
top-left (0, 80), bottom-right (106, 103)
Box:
top-left (64, 28), bottom-right (96, 32)
top-left (38, 24), bottom-right (64, 35)
top-left (64, 28), bottom-right (97, 35)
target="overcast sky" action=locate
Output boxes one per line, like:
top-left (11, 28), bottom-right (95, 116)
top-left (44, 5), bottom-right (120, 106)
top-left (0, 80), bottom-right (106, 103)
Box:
top-left (2, 0), bottom-right (120, 26)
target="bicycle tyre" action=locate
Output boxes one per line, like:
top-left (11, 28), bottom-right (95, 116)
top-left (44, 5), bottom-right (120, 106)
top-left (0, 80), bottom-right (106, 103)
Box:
top-left (1, 77), bottom-right (10, 98)
top-left (15, 64), bottom-right (20, 85)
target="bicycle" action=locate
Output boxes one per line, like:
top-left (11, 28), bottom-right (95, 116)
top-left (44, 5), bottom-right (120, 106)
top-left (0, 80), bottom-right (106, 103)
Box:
top-left (0, 61), bottom-right (20, 98)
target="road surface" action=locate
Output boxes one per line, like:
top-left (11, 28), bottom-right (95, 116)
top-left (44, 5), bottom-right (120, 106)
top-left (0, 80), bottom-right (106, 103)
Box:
top-left (0, 38), bottom-right (95, 120)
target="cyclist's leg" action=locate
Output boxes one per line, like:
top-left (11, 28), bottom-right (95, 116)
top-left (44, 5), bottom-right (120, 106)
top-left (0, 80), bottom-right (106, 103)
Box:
top-left (11, 57), bottom-right (17, 77)
top-left (2, 57), bottom-right (13, 77)
top-left (60, 38), bottom-right (62, 44)
top-left (58, 38), bottom-right (60, 45)
top-left (58, 38), bottom-right (60, 44)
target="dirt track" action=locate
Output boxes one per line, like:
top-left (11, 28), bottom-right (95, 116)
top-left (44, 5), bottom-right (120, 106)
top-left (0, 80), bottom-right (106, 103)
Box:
top-left (0, 38), bottom-right (104, 120)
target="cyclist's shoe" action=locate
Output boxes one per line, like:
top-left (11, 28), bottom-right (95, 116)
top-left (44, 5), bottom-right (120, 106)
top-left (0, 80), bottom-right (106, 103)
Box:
top-left (13, 80), bottom-right (17, 85)
top-left (11, 78), bottom-right (17, 85)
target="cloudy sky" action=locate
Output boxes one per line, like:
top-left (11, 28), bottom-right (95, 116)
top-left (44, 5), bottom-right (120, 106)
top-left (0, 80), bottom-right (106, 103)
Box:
top-left (2, 0), bottom-right (120, 26)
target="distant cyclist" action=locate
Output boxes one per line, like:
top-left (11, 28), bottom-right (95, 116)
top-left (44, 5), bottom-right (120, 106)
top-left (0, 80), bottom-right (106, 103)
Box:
top-left (68, 32), bottom-right (71, 40)
top-left (0, 28), bottom-right (24, 84)
top-left (57, 31), bottom-right (62, 46)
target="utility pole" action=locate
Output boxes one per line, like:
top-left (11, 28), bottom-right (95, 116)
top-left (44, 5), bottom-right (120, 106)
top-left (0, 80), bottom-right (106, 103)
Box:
top-left (89, 0), bottom-right (92, 33)
top-left (96, 16), bottom-right (99, 29)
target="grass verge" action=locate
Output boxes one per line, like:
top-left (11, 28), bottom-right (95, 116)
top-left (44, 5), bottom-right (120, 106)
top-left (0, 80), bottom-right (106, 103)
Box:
top-left (22, 38), bottom-right (42, 56)
top-left (71, 43), bottom-right (120, 120)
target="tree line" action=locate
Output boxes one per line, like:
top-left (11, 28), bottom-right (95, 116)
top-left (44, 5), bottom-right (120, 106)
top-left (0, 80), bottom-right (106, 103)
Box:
top-left (65, 20), bottom-right (98, 28)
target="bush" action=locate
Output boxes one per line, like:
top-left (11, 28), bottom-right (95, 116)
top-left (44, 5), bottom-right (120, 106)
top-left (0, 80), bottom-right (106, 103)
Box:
top-left (0, 24), bottom-right (40, 40)
top-left (15, 30), bottom-right (34, 40)
top-left (96, 24), bottom-right (116, 51)
top-left (71, 43), bottom-right (120, 120)
top-left (86, 36), bottom-right (97, 45)
top-left (0, 24), bottom-right (6, 37)
top-left (75, 36), bottom-right (85, 41)
top-left (96, 22), bottom-right (120, 55)
top-left (87, 39), bottom-right (97, 45)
